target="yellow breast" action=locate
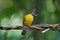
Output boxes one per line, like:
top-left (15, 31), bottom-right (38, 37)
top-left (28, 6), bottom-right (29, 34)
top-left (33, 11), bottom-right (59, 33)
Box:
top-left (24, 14), bottom-right (34, 26)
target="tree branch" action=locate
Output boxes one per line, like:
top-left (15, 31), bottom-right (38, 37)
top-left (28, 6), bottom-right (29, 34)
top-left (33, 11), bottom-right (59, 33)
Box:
top-left (0, 23), bottom-right (60, 30)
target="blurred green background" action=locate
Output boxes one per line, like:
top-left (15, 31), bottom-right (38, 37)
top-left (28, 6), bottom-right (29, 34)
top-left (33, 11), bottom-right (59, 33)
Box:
top-left (0, 0), bottom-right (60, 40)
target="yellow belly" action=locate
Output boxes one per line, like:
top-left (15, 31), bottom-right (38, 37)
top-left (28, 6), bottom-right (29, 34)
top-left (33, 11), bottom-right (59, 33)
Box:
top-left (24, 14), bottom-right (34, 26)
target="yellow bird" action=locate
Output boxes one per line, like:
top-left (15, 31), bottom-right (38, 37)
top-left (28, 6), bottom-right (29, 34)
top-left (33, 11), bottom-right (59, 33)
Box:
top-left (24, 13), bottom-right (34, 26)
top-left (21, 9), bottom-right (37, 35)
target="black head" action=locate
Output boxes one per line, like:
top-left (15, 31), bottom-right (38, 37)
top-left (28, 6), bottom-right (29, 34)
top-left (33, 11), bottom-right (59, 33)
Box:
top-left (31, 9), bottom-right (37, 16)
top-left (31, 12), bottom-right (37, 16)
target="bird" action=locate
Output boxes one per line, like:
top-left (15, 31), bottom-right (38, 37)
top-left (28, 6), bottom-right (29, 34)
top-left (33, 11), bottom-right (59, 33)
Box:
top-left (21, 9), bottom-right (37, 35)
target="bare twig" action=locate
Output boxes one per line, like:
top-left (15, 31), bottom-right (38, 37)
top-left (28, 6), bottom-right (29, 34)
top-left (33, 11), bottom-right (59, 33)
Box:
top-left (0, 23), bottom-right (60, 30)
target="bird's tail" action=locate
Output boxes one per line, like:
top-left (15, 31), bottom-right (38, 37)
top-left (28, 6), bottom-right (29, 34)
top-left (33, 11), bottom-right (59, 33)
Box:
top-left (21, 30), bottom-right (26, 35)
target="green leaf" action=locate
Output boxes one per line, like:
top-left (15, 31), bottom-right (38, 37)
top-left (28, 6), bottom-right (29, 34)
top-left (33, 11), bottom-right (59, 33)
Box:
top-left (9, 10), bottom-right (24, 26)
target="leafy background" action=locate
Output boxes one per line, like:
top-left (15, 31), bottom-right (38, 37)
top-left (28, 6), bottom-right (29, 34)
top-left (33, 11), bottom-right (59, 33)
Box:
top-left (0, 0), bottom-right (60, 40)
